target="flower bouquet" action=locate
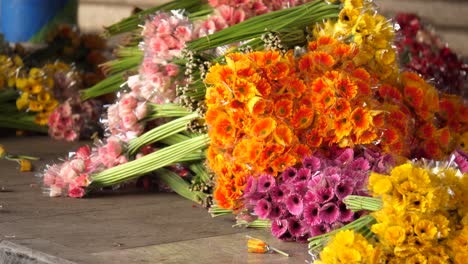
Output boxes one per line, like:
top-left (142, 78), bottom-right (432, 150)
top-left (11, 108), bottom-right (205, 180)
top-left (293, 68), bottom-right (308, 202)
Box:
top-left (39, 0), bottom-right (467, 262)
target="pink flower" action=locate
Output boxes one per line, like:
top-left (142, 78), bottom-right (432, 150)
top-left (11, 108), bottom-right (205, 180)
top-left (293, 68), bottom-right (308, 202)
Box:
top-left (286, 193), bottom-right (303, 216)
top-left (257, 174), bottom-right (276, 193)
top-left (316, 187), bottom-right (334, 204)
top-left (303, 203), bottom-right (321, 226)
top-left (338, 201), bottom-right (354, 222)
top-left (254, 199), bottom-right (272, 219)
top-left (271, 219), bottom-right (288, 238)
top-left (135, 102), bottom-right (148, 120)
top-left (165, 64), bottom-right (179, 77)
top-left (287, 218), bottom-right (305, 237)
top-left (68, 186), bottom-right (85, 198)
top-left (302, 156), bottom-right (321, 171)
top-left (268, 203), bottom-right (284, 220)
top-left (242, 176), bottom-right (257, 198)
top-left (74, 173), bottom-right (91, 187)
top-left (106, 137), bottom-right (123, 159)
top-left (281, 167), bottom-right (297, 182)
top-left (76, 146), bottom-right (91, 160)
top-left (319, 202), bottom-right (340, 224)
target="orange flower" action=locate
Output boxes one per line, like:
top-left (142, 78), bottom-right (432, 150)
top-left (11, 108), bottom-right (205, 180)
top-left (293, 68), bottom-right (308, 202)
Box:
top-left (298, 54), bottom-right (313, 72)
top-left (212, 114), bottom-right (236, 146)
top-left (355, 79), bottom-right (372, 96)
top-left (232, 78), bottom-right (257, 102)
top-left (315, 89), bottom-right (336, 110)
top-left (331, 98), bottom-right (352, 118)
top-left (273, 123), bottom-right (294, 146)
top-left (436, 127), bottom-right (451, 147)
top-left (333, 115), bottom-right (352, 143)
top-left (334, 43), bottom-right (353, 57)
top-left (378, 84), bottom-right (402, 102)
top-left (250, 50), bottom-right (281, 67)
top-left (293, 144), bottom-right (312, 158)
top-left (311, 77), bottom-right (329, 94)
top-left (291, 107), bottom-right (314, 129)
top-left (314, 114), bottom-right (329, 136)
top-left (274, 99), bottom-right (294, 119)
top-left (404, 85), bottom-right (424, 109)
top-left (271, 153), bottom-right (296, 173)
top-left (230, 110), bottom-right (252, 130)
top-left (352, 68), bottom-right (371, 81)
top-left (307, 129), bottom-right (323, 147)
top-left (350, 107), bottom-right (372, 133)
top-left (335, 76), bottom-right (358, 99)
top-left (380, 127), bottom-right (399, 145)
top-left (255, 78), bottom-right (272, 97)
top-left (372, 112), bottom-right (385, 128)
top-left (250, 117), bottom-right (276, 139)
top-left (204, 64), bottom-right (234, 85)
top-left (247, 97), bottom-right (268, 117)
top-left (266, 61), bottom-right (289, 80)
top-left (416, 123), bottom-right (436, 139)
top-left (356, 130), bottom-right (378, 145)
top-left (311, 51), bottom-right (335, 69)
top-left (317, 36), bottom-right (337, 47)
top-left (258, 143), bottom-right (285, 165)
top-left (285, 79), bottom-right (306, 98)
top-left (233, 139), bottom-right (263, 163)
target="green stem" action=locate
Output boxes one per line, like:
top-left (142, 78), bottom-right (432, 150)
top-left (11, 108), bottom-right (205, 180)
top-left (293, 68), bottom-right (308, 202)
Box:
top-left (103, 0), bottom-right (208, 37)
top-left (208, 206), bottom-right (233, 217)
top-left (308, 215), bottom-right (376, 251)
top-left (343, 195), bottom-right (383, 212)
top-left (155, 168), bottom-right (208, 204)
top-left (80, 73), bottom-right (130, 100)
top-left (0, 115), bottom-right (48, 133)
top-left (90, 134), bottom-right (210, 187)
top-left (127, 112), bottom-right (198, 155)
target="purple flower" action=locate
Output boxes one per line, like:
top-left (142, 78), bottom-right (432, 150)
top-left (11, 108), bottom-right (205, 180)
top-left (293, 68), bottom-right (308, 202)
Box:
top-left (271, 219), bottom-right (288, 238)
top-left (281, 167), bottom-right (297, 182)
top-left (302, 156), bottom-right (321, 171)
top-left (286, 193), bottom-right (304, 216)
top-left (350, 157), bottom-right (370, 171)
top-left (304, 190), bottom-right (317, 204)
top-left (303, 202), bottom-right (321, 226)
top-left (270, 185), bottom-right (289, 202)
top-left (325, 172), bottom-right (341, 186)
top-left (279, 230), bottom-right (294, 241)
top-left (296, 168), bottom-right (311, 181)
top-left (337, 201), bottom-right (354, 222)
top-left (319, 202), bottom-right (340, 224)
top-left (308, 174), bottom-right (323, 187)
top-left (254, 199), bottom-right (272, 219)
top-left (323, 166), bottom-right (341, 177)
top-left (268, 203), bottom-right (284, 220)
top-left (242, 176), bottom-right (257, 198)
top-left (454, 150), bottom-right (468, 173)
top-left (296, 232), bottom-right (310, 243)
top-left (288, 218), bottom-right (305, 237)
top-left (316, 187), bottom-right (334, 204)
top-left (310, 222), bottom-right (331, 236)
top-left (257, 174), bottom-right (276, 193)
top-left (334, 180), bottom-right (354, 200)
top-left (248, 192), bottom-right (266, 204)
top-left (294, 181), bottom-right (309, 195)
top-left (335, 148), bottom-right (354, 165)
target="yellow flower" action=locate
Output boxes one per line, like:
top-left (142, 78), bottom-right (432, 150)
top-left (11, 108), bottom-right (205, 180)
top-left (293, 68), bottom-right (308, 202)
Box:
top-left (0, 145), bottom-right (5, 158)
top-left (406, 253), bottom-right (428, 264)
top-left (35, 113), bottom-right (50, 126)
top-left (28, 100), bottom-right (44, 112)
top-left (369, 173), bottom-right (393, 195)
top-left (384, 226), bottom-right (406, 246)
top-left (18, 159), bottom-right (32, 172)
top-left (16, 77), bottom-right (29, 90)
top-left (16, 92), bottom-right (30, 110)
top-left (414, 219), bottom-right (438, 240)
top-left (30, 84), bottom-right (43, 94)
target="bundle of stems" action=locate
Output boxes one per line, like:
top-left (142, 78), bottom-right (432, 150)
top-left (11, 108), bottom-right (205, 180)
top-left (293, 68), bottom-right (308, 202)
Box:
top-left (103, 0), bottom-right (209, 37)
top-left (343, 195), bottom-right (383, 212)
